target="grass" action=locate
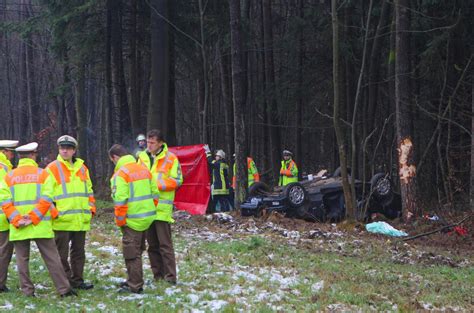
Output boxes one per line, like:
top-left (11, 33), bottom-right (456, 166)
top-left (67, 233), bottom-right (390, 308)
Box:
top-left (0, 206), bottom-right (472, 312)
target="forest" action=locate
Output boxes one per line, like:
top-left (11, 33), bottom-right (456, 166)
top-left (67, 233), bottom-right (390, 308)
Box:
top-left (0, 0), bottom-right (472, 218)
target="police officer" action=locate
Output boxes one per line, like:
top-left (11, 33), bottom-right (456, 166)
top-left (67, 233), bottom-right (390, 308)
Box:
top-left (109, 144), bottom-right (157, 293)
top-left (0, 140), bottom-right (18, 293)
top-left (137, 129), bottom-right (182, 284)
top-left (0, 142), bottom-right (75, 297)
top-left (279, 150), bottom-right (298, 186)
top-left (45, 135), bottom-right (96, 290)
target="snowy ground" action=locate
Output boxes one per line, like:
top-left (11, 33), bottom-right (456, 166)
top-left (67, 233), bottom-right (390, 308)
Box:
top-left (0, 211), bottom-right (472, 312)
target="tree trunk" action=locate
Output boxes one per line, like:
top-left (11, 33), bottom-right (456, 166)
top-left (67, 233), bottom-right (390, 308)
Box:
top-left (395, 0), bottom-right (419, 221)
top-left (219, 48), bottom-right (234, 158)
top-left (263, 0), bottom-right (280, 184)
top-left (167, 0), bottom-right (176, 145)
top-left (332, 0), bottom-right (355, 219)
top-left (295, 0), bottom-right (304, 177)
top-left (105, 0), bottom-right (113, 148)
top-left (109, 0), bottom-right (129, 143)
top-left (197, 0), bottom-right (209, 144)
top-left (470, 80), bottom-right (474, 209)
top-left (74, 64), bottom-right (87, 158)
top-left (148, 0), bottom-right (170, 135)
top-left (229, 0), bottom-right (248, 208)
top-left (128, 0), bottom-right (142, 135)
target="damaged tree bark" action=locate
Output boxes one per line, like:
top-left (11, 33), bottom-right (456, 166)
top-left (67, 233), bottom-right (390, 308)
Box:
top-left (395, 0), bottom-right (419, 221)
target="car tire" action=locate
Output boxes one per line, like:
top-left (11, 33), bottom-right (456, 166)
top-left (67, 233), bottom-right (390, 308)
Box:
top-left (283, 182), bottom-right (307, 208)
top-left (248, 182), bottom-right (271, 197)
top-left (370, 173), bottom-right (394, 205)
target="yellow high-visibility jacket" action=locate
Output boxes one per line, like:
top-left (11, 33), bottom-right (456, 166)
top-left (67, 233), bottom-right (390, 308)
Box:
top-left (111, 155), bottom-right (157, 231)
top-left (0, 152), bottom-right (14, 231)
top-left (45, 155), bottom-right (96, 231)
top-left (139, 144), bottom-right (182, 223)
top-left (0, 158), bottom-right (57, 241)
top-left (233, 157), bottom-right (260, 188)
top-left (279, 159), bottom-right (298, 186)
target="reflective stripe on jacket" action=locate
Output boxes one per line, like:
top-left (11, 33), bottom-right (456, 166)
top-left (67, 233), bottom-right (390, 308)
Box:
top-left (0, 152), bottom-right (13, 231)
top-left (111, 155), bottom-right (157, 231)
top-left (0, 158), bottom-right (57, 241)
top-left (232, 157), bottom-right (260, 188)
top-left (210, 159), bottom-right (230, 196)
top-left (279, 159), bottom-right (298, 186)
top-left (46, 155), bottom-right (96, 231)
top-left (143, 144), bottom-right (182, 224)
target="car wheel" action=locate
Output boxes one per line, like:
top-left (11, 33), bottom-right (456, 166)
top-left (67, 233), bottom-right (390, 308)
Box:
top-left (283, 182), bottom-right (307, 207)
top-left (248, 182), bottom-right (271, 197)
top-left (370, 173), bottom-right (394, 205)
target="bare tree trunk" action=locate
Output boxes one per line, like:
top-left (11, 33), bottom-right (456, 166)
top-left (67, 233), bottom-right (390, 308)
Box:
top-left (219, 48), bottom-right (234, 157)
top-left (148, 0), bottom-right (170, 135)
top-left (350, 0), bottom-right (373, 217)
top-left (167, 0), bottom-right (176, 145)
top-left (74, 64), bottom-right (87, 158)
top-left (229, 0), bottom-right (248, 208)
top-left (365, 0), bottom-right (390, 180)
top-left (197, 0), bottom-right (209, 144)
top-left (263, 0), bottom-right (280, 184)
top-left (395, 0), bottom-right (419, 221)
top-left (128, 0), bottom-right (142, 135)
top-left (471, 80), bottom-right (474, 209)
top-left (24, 2), bottom-right (38, 137)
top-left (104, 0), bottom-right (113, 182)
top-left (332, 0), bottom-right (355, 219)
top-left (295, 0), bottom-right (304, 177)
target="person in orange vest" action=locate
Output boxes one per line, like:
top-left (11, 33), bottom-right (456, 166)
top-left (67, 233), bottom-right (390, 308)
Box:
top-left (137, 129), bottom-right (182, 284)
top-left (0, 140), bottom-right (18, 293)
top-left (0, 142), bottom-right (76, 297)
top-left (232, 154), bottom-right (260, 188)
top-left (109, 144), bottom-right (157, 294)
top-left (279, 150), bottom-right (298, 186)
top-left (45, 135), bottom-right (96, 290)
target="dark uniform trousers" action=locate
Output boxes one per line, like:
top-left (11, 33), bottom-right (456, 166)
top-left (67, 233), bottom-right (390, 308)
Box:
top-left (54, 231), bottom-right (86, 287)
top-left (121, 226), bottom-right (146, 292)
top-left (147, 220), bottom-right (177, 283)
top-left (14, 238), bottom-right (71, 296)
top-left (0, 231), bottom-right (13, 288)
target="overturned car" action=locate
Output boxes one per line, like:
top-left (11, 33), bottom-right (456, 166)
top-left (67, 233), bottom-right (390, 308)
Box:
top-left (241, 169), bottom-right (402, 222)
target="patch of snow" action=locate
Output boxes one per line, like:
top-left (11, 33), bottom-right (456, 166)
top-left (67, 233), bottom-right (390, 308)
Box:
top-left (311, 280), bottom-right (324, 293)
top-left (117, 294), bottom-right (147, 301)
top-left (165, 287), bottom-right (181, 296)
top-left (200, 300), bottom-right (228, 311)
top-left (232, 270), bottom-right (260, 282)
top-left (187, 294), bottom-right (200, 305)
top-left (227, 285), bottom-right (243, 295)
top-left (269, 271), bottom-right (298, 288)
top-left (108, 276), bottom-right (125, 283)
top-left (97, 245), bottom-right (120, 255)
top-left (0, 301), bottom-right (13, 310)
top-left (35, 284), bottom-right (48, 290)
top-left (96, 303), bottom-right (107, 310)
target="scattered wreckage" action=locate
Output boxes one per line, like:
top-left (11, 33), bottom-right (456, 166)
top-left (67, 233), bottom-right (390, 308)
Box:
top-left (241, 168), bottom-right (402, 222)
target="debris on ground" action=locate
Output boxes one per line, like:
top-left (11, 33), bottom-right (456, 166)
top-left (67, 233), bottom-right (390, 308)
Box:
top-left (366, 221), bottom-right (408, 237)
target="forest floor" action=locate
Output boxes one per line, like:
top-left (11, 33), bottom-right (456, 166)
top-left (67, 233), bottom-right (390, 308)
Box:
top-left (0, 202), bottom-right (472, 312)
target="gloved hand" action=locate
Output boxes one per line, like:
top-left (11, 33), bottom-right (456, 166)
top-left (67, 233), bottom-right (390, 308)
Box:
top-left (203, 144), bottom-right (211, 155)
